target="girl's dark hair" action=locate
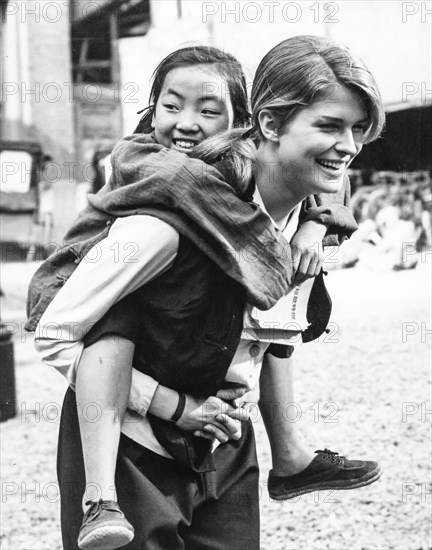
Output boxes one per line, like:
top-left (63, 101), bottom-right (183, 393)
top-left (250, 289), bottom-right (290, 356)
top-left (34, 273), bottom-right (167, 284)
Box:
top-left (134, 45), bottom-right (250, 133)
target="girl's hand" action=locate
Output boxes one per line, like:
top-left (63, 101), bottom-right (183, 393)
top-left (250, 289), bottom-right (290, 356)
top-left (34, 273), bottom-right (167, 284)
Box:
top-left (176, 395), bottom-right (249, 444)
top-left (291, 221), bottom-right (327, 285)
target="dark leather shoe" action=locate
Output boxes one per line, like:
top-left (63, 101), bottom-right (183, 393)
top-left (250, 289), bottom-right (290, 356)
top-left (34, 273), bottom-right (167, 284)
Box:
top-left (78, 499), bottom-right (134, 550)
top-left (268, 448), bottom-right (382, 500)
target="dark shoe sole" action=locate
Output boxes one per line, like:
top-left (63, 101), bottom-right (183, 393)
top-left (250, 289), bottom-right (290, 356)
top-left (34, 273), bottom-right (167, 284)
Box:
top-left (78, 526), bottom-right (134, 550)
top-left (269, 464), bottom-right (383, 500)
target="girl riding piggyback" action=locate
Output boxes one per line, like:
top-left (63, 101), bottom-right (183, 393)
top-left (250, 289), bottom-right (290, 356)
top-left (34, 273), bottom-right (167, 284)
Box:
top-left (28, 45), bottom-right (361, 550)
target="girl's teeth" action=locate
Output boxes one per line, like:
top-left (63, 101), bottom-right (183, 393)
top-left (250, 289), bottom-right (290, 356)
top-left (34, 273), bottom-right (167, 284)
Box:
top-left (176, 141), bottom-right (194, 149)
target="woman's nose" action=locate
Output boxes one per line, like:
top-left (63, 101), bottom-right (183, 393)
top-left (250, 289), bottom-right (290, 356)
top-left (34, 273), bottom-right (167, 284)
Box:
top-left (335, 129), bottom-right (359, 156)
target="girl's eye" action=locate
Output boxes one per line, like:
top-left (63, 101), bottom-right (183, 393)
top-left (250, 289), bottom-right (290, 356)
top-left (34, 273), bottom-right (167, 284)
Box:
top-left (202, 109), bottom-right (221, 116)
top-left (163, 103), bottom-right (179, 112)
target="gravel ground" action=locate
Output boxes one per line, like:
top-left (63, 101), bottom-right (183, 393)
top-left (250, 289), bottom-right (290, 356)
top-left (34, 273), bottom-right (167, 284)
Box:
top-left (1, 258), bottom-right (431, 550)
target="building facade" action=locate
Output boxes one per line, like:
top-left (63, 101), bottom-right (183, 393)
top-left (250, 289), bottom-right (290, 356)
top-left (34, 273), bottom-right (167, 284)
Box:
top-left (1, 0), bottom-right (431, 173)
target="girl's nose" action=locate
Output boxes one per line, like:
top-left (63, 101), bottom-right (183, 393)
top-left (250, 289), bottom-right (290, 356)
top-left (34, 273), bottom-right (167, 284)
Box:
top-left (176, 112), bottom-right (200, 133)
top-left (335, 129), bottom-right (359, 156)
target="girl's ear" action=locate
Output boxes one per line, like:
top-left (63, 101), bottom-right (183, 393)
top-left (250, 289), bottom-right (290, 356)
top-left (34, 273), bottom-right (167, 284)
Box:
top-left (151, 114), bottom-right (155, 129)
top-left (257, 109), bottom-right (279, 143)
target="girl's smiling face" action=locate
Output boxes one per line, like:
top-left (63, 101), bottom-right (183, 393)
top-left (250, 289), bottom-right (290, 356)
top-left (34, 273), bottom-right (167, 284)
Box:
top-left (153, 65), bottom-right (234, 154)
top-left (276, 84), bottom-right (367, 196)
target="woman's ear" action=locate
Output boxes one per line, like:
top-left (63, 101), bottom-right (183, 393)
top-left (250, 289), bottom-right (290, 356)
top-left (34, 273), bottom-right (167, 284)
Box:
top-left (257, 109), bottom-right (279, 143)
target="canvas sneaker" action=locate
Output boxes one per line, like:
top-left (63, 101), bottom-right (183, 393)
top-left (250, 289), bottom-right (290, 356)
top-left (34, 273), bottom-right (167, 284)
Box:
top-left (77, 499), bottom-right (134, 550)
top-left (268, 448), bottom-right (382, 500)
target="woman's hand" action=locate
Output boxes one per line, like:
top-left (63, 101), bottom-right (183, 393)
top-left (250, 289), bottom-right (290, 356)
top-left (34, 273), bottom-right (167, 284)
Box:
top-left (291, 220), bottom-right (327, 285)
top-left (177, 395), bottom-right (249, 444)
top-left (216, 386), bottom-right (249, 407)
top-left (193, 387), bottom-right (250, 442)
top-left (147, 382), bottom-right (249, 443)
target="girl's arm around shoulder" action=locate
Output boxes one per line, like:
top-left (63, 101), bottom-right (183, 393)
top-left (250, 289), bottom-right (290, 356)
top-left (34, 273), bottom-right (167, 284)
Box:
top-left (301, 174), bottom-right (358, 246)
top-left (34, 215), bottom-right (179, 384)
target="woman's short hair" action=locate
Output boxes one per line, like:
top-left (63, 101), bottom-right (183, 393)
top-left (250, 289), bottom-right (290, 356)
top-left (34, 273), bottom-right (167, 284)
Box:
top-left (251, 35), bottom-right (385, 143)
top-left (194, 35), bottom-right (385, 198)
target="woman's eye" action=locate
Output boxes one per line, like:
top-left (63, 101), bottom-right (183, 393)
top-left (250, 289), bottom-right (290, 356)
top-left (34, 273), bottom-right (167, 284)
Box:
top-left (320, 124), bottom-right (339, 131)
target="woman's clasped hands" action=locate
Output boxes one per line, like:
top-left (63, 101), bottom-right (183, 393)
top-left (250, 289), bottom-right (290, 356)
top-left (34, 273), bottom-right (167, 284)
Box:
top-left (176, 387), bottom-right (250, 444)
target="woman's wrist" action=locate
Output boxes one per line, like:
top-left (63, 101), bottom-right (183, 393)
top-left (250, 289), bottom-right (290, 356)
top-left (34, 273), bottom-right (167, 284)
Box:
top-left (170, 393), bottom-right (187, 423)
top-left (147, 383), bottom-right (180, 421)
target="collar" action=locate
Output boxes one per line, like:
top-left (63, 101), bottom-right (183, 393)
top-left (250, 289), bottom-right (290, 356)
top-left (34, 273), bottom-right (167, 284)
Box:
top-left (252, 187), bottom-right (301, 236)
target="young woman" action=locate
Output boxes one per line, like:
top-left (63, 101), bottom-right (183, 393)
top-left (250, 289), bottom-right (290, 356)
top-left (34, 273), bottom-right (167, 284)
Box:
top-left (31, 38), bottom-right (383, 550)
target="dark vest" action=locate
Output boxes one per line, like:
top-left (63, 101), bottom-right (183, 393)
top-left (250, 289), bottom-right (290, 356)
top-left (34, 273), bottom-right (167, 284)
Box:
top-left (128, 235), bottom-right (246, 396)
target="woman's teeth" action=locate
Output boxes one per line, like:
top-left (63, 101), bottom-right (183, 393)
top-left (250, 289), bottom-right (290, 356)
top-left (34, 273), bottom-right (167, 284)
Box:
top-left (317, 159), bottom-right (344, 172)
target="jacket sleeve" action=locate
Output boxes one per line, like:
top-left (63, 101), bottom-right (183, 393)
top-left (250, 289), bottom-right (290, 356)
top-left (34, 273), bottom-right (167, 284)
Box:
top-left (300, 174), bottom-right (358, 247)
top-left (34, 215), bottom-right (179, 385)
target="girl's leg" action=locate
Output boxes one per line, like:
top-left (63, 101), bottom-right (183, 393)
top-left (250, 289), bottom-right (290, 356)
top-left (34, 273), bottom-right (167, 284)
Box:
top-left (75, 334), bottom-right (135, 506)
top-left (259, 353), bottom-right (314, 476)
top-left (260, 352), bottom-right (382, 501)
top-left (59, 387), bottom-right (186, 550)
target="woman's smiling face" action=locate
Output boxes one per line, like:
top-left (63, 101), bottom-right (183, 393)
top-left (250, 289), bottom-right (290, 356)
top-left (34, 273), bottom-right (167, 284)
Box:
top-left (276, 84), bottom-right (367, 196)
top-left (153, 65), bottom-right (234, 154)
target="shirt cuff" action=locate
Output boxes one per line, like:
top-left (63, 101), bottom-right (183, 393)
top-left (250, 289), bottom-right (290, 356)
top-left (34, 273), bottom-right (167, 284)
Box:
top-left (34, 336), bottom-right (84, 388)
top-left (128, 368), bottom-right (159, 416)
